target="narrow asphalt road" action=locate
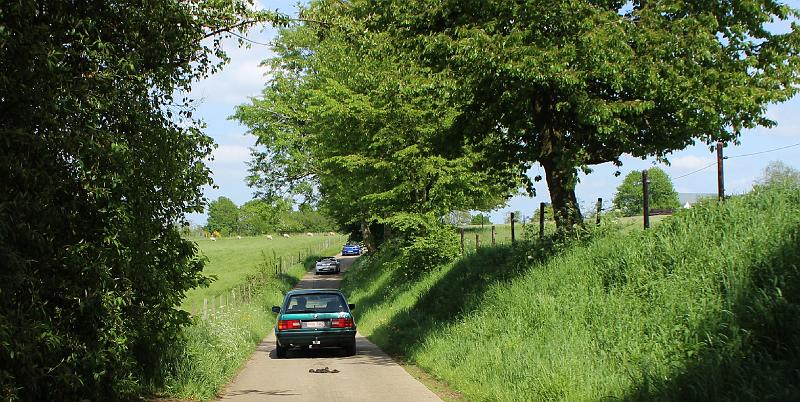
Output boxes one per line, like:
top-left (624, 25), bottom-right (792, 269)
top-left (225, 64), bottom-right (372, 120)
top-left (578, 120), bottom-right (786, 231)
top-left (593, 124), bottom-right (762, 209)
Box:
top-left (216, 255), bottom-right (442, 402)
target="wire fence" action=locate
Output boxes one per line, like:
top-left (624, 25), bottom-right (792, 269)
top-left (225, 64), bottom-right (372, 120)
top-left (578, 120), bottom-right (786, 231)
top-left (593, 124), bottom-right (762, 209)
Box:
top-left (188, 238), bottom-right (341, 321)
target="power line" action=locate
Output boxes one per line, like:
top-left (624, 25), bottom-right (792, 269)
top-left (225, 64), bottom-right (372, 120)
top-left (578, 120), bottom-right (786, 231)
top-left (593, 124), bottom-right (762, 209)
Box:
top-left (725, 141), bottom-right (800, 159)
top-left (673, 162), bottom-right (717, 180)
top-left (228, 31), bottom-right (271, 46)
top-left (672, 141), bottom-right (800, 180)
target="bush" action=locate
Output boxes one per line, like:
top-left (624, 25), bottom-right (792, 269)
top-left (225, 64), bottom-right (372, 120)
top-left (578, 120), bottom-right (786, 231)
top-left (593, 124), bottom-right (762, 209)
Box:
top-left (383, 213), bottom-right (460, 277)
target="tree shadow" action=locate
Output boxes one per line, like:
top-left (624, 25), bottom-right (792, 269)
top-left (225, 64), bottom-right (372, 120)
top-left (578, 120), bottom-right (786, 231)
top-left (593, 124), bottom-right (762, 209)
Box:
top-left (363, 238), bottom-right (566, 358)
top-left (619, 230), bottom-right (800, 402)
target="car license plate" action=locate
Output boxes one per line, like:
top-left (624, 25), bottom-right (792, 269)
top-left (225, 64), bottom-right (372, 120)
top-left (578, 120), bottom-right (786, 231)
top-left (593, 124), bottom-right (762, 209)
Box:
top-left (304, 321), bottom-right (325, 329)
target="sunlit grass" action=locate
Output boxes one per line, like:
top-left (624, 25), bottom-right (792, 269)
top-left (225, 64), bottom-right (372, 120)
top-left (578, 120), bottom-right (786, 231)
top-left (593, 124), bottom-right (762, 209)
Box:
top-left (183, 234), bottom-right (347, 308)
top-left (343, 185), bottom-right (800, 401)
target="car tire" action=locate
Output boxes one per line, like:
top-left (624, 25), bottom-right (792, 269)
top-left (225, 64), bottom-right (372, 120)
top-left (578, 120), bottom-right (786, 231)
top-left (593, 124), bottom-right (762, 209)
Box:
top-left (344, 342), bottom-right (356, 356)
top-left (276, 345), bottom-right (287, 358)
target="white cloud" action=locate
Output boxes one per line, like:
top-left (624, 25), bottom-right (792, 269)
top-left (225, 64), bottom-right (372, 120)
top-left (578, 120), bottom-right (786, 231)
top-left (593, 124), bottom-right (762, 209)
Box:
top-left (210, 144), bottom-right (251, 166)
top-left (760, 99), bottom-right (800, 138)
top-left (667, 155), bottom-right (715, 171)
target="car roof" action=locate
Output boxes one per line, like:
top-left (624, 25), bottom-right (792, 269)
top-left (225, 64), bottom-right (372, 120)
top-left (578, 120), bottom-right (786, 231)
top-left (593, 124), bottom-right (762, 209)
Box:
top-left (285, 289), bottom-right (345, 297)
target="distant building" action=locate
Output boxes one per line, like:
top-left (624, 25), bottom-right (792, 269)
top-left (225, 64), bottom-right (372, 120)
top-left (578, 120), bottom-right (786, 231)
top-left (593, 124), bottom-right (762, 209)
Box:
top-left (678, 193), bottom-right (715, 208)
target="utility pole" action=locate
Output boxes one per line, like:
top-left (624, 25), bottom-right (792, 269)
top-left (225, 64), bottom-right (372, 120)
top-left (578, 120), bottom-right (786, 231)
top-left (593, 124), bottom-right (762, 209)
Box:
top-left (642, 170), bottom-right (650, 229)
top-left (717, 141), bottom-right (725, 201)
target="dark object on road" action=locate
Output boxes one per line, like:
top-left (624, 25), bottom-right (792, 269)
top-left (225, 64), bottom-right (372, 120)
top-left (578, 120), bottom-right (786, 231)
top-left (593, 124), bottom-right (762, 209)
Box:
top-left (309, 367), bottom-right (340, 373)
top-left (272, 289), bottom-right (357, 358)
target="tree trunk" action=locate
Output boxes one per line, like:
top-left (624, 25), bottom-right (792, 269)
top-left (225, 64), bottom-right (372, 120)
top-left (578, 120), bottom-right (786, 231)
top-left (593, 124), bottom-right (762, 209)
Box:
top-left (541, 159), bottom-right (583, 232)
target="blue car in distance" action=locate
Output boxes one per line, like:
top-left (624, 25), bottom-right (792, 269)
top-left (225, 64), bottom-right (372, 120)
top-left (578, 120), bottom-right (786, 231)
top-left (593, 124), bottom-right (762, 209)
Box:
top-left (341, 243), bottom-right (362, 256)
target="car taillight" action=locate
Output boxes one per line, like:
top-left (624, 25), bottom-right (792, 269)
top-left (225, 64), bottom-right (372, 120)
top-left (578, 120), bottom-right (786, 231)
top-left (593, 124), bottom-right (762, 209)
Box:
top-left (278, 320), bottom-right (301, 330)
top-left (330, 318), bottom-right (354, 328)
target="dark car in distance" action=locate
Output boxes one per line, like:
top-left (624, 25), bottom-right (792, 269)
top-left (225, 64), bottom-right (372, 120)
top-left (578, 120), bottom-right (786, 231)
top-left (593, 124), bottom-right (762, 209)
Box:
top-left (272, 289), bottom-right (357, 358)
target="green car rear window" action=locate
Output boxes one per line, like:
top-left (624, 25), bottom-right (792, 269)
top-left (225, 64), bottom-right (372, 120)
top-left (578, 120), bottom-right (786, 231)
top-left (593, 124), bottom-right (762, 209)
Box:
top-left (286, 294), bottom-right (347, 313)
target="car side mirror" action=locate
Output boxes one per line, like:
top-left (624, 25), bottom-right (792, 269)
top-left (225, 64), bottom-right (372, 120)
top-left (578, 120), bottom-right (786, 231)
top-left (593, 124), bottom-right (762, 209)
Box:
top-left (271, 306), bottom-right (281, 314)
top-left (348, 303), bottom-right (355, 310)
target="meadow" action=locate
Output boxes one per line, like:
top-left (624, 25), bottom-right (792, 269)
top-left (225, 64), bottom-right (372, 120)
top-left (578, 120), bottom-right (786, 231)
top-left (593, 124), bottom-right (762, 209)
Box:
top-left (342, 184), bottom-right (800, 401)
top-left (182, 233), bottom-right (347, 308)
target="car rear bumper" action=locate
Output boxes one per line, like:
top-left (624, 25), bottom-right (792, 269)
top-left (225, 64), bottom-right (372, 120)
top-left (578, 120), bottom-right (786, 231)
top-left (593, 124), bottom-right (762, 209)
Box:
top-left (276, 329), bottom-right (356, 348)
top-left (315, 266), bottom-right (338, 273)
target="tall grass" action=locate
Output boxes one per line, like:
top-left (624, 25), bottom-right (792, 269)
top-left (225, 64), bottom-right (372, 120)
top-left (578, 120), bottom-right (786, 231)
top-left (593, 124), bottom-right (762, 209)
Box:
top-left (152, 241), bottom-right (345, 400)
top-left (342, 184), bottom-right (800, 401)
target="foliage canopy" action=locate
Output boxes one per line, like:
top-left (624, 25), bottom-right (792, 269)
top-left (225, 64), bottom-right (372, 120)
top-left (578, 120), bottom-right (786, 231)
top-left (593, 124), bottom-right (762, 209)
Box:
top-left (233, 2), bottom-right (516, 243)
top-left (343, 0), bottom-right (800, 231)
top-left (0, 0), bottom-right (287, 398)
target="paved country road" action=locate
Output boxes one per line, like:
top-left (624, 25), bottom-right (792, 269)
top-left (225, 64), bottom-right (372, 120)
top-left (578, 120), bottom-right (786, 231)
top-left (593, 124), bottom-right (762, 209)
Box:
top-left (216, 255), bottom-right (442, 402)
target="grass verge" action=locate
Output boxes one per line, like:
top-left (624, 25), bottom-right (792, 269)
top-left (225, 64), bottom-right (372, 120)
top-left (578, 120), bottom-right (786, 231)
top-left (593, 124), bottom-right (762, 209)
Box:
top-left (342, 184), bottom-right (800, 401)
top-left (152, 242), bottom-right (344, 400)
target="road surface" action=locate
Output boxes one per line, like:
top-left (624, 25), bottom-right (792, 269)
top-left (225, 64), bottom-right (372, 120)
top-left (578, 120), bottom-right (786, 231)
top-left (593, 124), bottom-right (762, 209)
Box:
top-left (216, 255), bottom-right (442, 402)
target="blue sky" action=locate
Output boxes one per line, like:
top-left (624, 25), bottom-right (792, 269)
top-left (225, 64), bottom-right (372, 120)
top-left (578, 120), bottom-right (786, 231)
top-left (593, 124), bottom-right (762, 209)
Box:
top-left (186, 0), bottom-right (800, 225)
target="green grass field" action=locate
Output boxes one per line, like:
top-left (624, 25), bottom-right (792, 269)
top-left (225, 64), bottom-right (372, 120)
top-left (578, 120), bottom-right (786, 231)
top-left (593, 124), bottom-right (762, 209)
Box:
top-left (182, 234), bottom-right (347, 308)
top-left (343, 184), bottom-right (800, 401)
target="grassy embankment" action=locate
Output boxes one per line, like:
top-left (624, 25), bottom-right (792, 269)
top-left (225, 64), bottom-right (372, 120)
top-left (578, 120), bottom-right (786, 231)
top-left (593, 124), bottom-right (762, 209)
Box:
top-left (342, 185), bottom-right (800, 401)
top-left (154, 234), bottom-right (346, 400)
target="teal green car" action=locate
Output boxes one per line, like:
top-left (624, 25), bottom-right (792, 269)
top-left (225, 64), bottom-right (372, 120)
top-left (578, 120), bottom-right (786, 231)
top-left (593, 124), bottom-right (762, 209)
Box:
top-left (271, 289), bottom-right (357, 358)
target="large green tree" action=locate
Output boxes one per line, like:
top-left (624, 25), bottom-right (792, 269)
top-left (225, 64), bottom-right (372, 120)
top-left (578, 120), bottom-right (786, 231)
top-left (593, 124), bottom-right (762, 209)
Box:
top-left (0, 1), bottom-right (285, 399)
top-left (613, 167), bottom-right (681, 216)
top-left (239, 197), bottom-right (292, 235)
top-left (206, 196), bottom-right (241, 235)
top-left (355, 0), bottom-right (800, 231)
top-left (234, 6), bottom-right (515, 244)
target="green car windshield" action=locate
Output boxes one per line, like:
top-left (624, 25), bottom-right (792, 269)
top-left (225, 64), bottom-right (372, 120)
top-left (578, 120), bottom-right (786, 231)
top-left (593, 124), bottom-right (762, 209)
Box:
top-left (285, 294), bottom-right (348, 314)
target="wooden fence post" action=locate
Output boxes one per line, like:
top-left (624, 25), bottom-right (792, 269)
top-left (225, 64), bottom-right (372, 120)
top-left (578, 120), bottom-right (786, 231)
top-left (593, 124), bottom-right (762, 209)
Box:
top-left (539, 202), bottom-right (545, 239)
top-left (595, 197), bottom-right (603, 226)
top-left (643, 170), bottom-right (650, 229)
top-left (203, 298), bottom-right (208, 319)
top-left (460, 228), bottom-right (465, 255)
top-left (511, 212), bottom-right (516, 243)
top-left (475, 234), bottom-right (480, 251)
top-left (491, 225), bottom-right (496, 246)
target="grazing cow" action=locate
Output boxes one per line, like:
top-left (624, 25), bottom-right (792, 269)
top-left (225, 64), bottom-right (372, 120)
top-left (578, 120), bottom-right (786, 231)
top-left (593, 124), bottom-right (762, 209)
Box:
top-left (329, 232), bottom-right (336, 236)
top-left (282, 233), bottom-right (290, 238)
top-left (266, 235), bottom-right (273, 240)
top-left (236, 235), bottom-right (242, 240)
top-left (210, 237), bottom-right (217, 242)
top-left (306, 232), bottom-right (313, 237)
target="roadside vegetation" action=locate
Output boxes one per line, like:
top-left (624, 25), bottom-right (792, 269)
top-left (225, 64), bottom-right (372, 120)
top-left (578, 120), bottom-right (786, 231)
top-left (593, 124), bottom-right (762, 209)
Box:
top-left (155, 240), bottom-right (345, 400)
top-left (342, 184), bottom-right (800, 401)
